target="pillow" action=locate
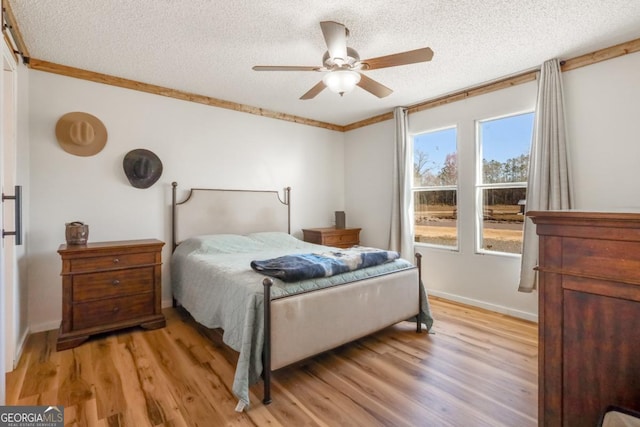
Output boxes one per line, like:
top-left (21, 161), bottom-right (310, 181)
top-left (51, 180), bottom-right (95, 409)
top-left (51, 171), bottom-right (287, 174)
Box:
top-left (188, 234), bottom-right (265, 254)
top-left (246, 231), bottom-right (306, 249)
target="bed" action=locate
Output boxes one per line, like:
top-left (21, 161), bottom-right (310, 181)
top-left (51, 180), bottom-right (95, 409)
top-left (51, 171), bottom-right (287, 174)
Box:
top-left (170, 183), bottom-right (433, 411)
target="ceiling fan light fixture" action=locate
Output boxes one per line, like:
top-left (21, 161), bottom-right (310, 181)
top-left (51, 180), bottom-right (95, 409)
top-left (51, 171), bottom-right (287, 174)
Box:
top-left (253, 21), bottom-right (433, 100)
top-left (322, 70), bottom-right (361, 96)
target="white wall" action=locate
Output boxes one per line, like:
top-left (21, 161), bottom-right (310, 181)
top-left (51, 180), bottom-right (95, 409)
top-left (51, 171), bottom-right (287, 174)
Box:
top-left (343, 118), bottom-right (396, 248)
top-left (27, 70), bottom-right (345, 332)
top-left (563, 52), bottom-right (640, 210)
top-left (15, 63), bottom-right (30, 363)
top-left (345, 50), bottom-right (640, 321)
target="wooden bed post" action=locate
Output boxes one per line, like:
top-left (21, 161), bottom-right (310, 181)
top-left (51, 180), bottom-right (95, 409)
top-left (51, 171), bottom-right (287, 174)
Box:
top-left (262, 277), bottom-right (273, 404)
top-left (416, 252), bottom-right (423, 334)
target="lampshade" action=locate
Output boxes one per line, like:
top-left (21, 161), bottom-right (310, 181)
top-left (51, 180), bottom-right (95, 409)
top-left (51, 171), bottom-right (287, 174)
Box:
top-left (322, 70), bottom-right (361, 96)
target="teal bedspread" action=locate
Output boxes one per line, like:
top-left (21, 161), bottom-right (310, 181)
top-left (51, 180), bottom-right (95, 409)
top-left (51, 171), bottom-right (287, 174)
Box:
top-left (170, 232), bottom-right (433, 410)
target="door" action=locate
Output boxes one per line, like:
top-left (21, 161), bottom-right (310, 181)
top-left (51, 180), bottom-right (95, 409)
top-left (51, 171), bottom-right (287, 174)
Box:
top-left (1, 38), bottom-right (19, 405)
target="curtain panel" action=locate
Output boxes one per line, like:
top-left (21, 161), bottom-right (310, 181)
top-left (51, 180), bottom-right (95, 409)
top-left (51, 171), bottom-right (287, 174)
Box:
top-left (389, 106), bottom-right (415, 261)
top-left (518, 58), bottom-right (573, 292)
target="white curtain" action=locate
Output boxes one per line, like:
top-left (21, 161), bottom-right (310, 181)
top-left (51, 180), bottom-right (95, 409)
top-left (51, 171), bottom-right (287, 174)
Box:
top-left (518, 59), bottom-right (573, 292)
top-left (389, 106), bottom-right (415, 261)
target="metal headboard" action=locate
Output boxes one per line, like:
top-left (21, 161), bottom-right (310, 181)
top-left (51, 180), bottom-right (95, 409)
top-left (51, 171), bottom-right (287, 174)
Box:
top-left (171, 182), bottom-right (291, 251)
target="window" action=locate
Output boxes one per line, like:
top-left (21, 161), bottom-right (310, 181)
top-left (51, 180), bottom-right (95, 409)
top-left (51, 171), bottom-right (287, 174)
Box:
top-left (476, 112), bottom-right (534, 255)
top-left (412, 127), bottom-right (458, 249)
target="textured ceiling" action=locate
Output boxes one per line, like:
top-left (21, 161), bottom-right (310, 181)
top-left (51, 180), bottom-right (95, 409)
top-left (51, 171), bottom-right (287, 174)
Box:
top-left (9, 0), bottom-right (640, 126)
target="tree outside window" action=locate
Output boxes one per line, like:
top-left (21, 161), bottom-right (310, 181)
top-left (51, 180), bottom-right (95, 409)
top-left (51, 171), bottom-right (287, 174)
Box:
top-left (412, 127), bottom-right (458, 249)
top-left (477, 112), bottom-right (534, 255)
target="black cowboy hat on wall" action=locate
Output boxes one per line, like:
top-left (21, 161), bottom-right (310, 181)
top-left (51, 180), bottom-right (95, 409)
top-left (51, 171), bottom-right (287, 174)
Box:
top-left (122, 149), bottom-right (163, 189)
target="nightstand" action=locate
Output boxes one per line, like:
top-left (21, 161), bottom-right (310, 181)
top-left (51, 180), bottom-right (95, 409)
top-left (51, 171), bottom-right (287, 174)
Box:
top-left (302, 227), bottom-right (361, 249)
top-left (56, 239), bottom-right (166, 350)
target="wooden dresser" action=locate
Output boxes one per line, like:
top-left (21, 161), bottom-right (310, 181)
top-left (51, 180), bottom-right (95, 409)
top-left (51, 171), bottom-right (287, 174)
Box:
top-left (302, 227), bottom-right (361, 249)
top-left (529, 211), bottom-right (640, 426)
top-left (57, 239), bottom-right (166, 350)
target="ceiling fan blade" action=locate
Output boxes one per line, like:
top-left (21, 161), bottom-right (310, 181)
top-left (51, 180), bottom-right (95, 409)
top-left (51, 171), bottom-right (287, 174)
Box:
top-left (357, 73), bottom-right (393, 98)
top-left (320, 21), bottom-right (347, 61)
top-left (300, 81), bottom-right (326, 100)
top-left (361, 47), bottom-right (434, 70)
top-left (253, 65), bottom-right (320, 71)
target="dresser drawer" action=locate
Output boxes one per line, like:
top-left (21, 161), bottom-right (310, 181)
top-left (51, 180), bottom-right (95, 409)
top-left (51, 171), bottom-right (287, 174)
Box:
top-left (73, 293), bottom-right (154, 330)
top-left (562, 237), bottom-right (640, 284)
top-left (69, 252), bottom-right (156, 273)
top-left (72, 267), bottom-right (154, 301)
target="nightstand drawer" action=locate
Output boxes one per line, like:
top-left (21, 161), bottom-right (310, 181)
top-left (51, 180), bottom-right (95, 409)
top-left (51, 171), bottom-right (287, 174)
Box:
top-left (73, 293), bottom-right (154, 330)
top-left (302, 227), bottom-right (361, 249)
top-left (323, 232), bottom-right (359, 246)
top-left (72, 267), bottom-right (154, 301)
top-left (69, 252), bottom-right (156, 273)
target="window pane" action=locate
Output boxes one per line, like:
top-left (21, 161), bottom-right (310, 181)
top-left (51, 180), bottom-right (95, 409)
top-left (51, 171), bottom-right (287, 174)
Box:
top-left (414, 190), bottom-right (457, 247)
top-left (481, 188), bottom-right (526, 254)
top-left (480, 113), bottom-right (533, 184)
top-left (414, 127), bottom-right (457, 186)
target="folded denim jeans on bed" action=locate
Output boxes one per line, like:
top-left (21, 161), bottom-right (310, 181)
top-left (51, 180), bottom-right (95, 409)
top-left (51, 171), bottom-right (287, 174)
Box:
top-left (250, 246), bottom-right (400, 282)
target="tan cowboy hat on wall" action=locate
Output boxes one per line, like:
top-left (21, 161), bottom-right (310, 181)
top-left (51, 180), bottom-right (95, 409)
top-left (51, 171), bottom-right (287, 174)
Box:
top-left (55, 112), bottom-right (108, 156)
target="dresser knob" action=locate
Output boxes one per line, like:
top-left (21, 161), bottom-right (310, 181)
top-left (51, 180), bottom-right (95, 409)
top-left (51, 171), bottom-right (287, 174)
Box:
top-left (112, 307), bottom-right (120, 313)
top-left (112, 279), bottom-right (120, 286)
top-left (113, 258), bottom-right (120, 264)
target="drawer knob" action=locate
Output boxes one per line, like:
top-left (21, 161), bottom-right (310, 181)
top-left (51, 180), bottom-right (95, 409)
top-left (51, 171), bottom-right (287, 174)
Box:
top-left (112, 307), bottom-right (120, 313)
top-left (112, 279), bottom-right (120, 286)
top-left (113, 258), bottom-right (120, 264)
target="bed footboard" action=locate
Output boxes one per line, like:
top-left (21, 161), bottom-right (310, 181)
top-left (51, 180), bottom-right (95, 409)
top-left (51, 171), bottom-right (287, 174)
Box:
top-left (261, 253), bottom-right (424, 404)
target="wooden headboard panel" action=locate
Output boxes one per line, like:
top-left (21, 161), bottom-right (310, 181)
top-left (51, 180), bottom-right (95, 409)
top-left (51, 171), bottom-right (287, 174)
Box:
top-left (171, 182), bottom-right (290, 250)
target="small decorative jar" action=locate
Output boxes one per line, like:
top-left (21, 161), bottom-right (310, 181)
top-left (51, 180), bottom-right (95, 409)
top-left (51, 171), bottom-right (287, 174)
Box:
top-left (65, 221), bottom-right (89, 245)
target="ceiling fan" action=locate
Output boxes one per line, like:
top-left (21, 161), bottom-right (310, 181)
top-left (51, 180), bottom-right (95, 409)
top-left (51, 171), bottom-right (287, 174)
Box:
top-left (252, 21), bottom-right (434, 100)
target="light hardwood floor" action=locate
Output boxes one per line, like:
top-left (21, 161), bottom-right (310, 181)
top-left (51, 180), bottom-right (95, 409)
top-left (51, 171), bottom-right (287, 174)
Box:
top-left (6, 297), bottom-right (537, 426)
